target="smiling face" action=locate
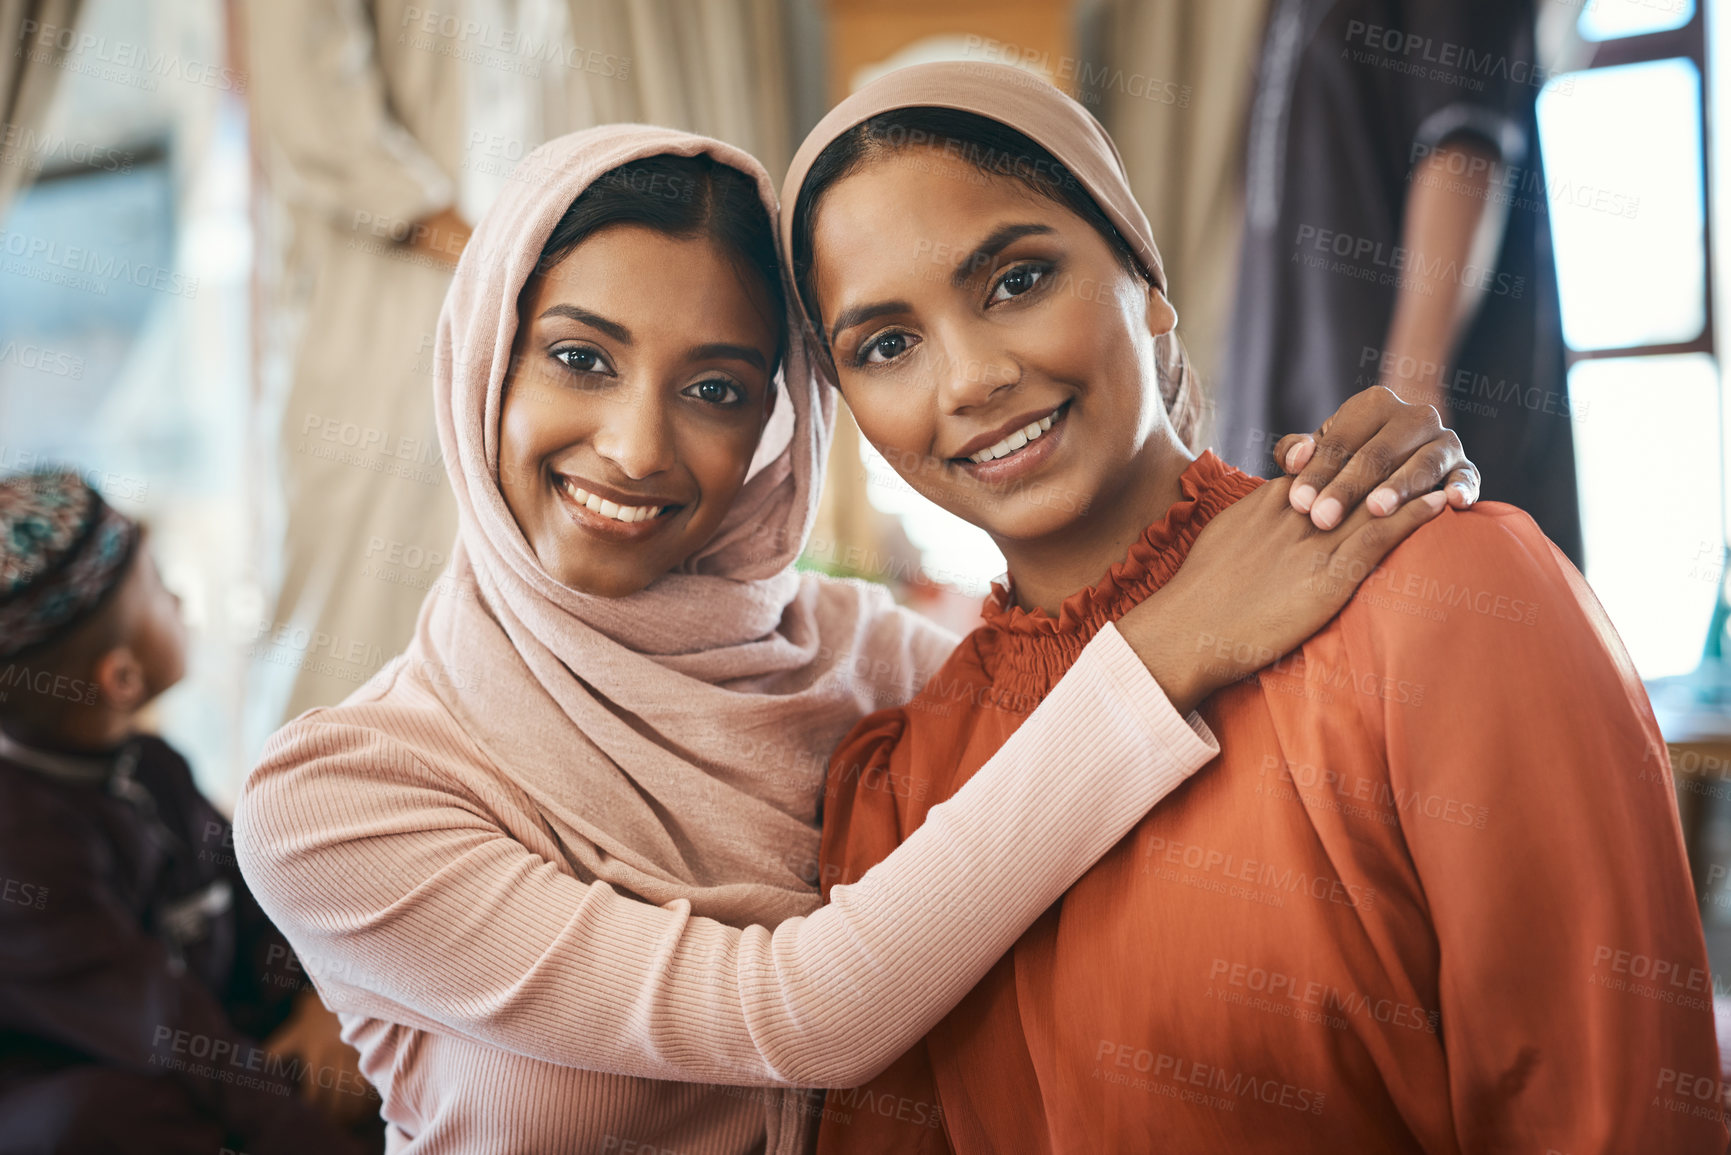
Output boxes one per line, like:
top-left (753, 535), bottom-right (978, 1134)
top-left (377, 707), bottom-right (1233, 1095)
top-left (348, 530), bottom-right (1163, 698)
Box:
top-left (499, 223), bottom-right (779, 598)
top-left (807, 148), bottom-right (1182, 550)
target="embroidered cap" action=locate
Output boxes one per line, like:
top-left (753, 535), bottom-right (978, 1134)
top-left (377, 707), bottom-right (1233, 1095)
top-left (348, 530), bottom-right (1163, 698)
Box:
top-left (0, 470), bottom-right (140, 661)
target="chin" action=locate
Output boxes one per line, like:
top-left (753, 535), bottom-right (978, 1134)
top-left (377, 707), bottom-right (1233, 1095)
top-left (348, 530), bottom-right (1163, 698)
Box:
top-left (554, 564), bottom-right (657, 599)
top-left (978, 503), bottom-right (1087, 546)
top-left (961, 475), bottom-right (1103, 544)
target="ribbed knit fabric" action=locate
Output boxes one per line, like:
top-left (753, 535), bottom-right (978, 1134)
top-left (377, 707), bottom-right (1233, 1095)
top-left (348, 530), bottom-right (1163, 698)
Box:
top-left (235, 621), bottom-right (1217, 1153)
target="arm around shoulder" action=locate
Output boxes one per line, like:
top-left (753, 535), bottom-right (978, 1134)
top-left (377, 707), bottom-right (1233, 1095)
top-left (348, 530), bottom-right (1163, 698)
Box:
top-left (234, 625), bottom-right (1217, 1089)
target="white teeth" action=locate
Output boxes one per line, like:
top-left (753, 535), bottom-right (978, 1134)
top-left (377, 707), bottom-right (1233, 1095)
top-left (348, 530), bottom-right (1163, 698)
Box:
top-left (968, 409), bottom-right (1062, 464)
top-left (559, 479), bottom-right (665, 524)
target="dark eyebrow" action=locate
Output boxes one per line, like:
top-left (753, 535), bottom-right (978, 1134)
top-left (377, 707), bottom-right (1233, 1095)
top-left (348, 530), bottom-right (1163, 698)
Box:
top-left (828, 300), bottom-right (912, 353)
top-left (690, 342), bottom-right (768, 372)
top-left (951, 223), bottom-right (1056, 287)
top-left (537, 304), bottom-right (631, 343)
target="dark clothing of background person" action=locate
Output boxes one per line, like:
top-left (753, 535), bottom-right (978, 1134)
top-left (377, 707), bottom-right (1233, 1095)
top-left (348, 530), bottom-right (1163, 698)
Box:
top-left (0, 733), bottom-right (357, 1154)
top-left (1218, 0), bottom-right (1584, 566)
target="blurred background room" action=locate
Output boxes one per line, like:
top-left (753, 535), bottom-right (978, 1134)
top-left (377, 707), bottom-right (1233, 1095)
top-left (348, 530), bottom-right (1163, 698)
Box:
top-left (3, 0), bottom-right (1728, 962)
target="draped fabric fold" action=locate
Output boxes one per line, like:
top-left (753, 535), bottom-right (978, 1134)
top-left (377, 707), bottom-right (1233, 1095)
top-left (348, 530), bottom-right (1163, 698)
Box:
top-left (0, 0), bottom-right (85, 219)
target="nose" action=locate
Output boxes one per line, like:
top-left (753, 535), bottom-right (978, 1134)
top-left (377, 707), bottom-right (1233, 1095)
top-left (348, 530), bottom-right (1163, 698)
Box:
top-left (933, 325), bottom-right (1019, 416)
top-left (589, 384), bottom-right (675, 480)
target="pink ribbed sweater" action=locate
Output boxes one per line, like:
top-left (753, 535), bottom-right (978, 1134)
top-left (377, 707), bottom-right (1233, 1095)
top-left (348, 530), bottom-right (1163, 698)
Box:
top-left (235, 622), bottom-right (1215, 1153)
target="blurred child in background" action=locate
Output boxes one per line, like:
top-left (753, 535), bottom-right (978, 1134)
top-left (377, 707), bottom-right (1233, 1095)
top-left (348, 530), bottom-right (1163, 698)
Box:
top-left (0, 470), bottom-right (375, 1154)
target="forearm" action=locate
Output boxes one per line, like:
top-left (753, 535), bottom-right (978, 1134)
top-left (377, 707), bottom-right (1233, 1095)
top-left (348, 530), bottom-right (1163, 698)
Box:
top-left (237, 626), bottom-right (1215, 1087)
top-left (1378, 141), bottom-right (1509, 410)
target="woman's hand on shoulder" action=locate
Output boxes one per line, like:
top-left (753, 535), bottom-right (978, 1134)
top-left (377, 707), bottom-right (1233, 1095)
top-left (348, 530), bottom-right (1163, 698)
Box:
top-left (1117, 476), bottom-right (1447, 715)
top-left (1274, 385), bottom-right (1479, 530)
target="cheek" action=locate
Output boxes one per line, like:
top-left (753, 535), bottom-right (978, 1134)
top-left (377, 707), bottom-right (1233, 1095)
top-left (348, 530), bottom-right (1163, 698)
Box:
top-left (840, 379), bottom-right (933, 467)
top-left (497, 390), bottom-right (538, 484)
top-left (148, 602), bottom-right (186, 676)
top-left (497, 379), bottom-right (576, 493)
top-left (1041, 289), bottom-right (1130, 376)
top-left (676, 420), bottom-right (760, 516)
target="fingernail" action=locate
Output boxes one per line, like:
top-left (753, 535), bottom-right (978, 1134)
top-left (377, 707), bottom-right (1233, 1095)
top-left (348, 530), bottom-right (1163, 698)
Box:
top-left (1290, 483), bottom-right (1317, 512)
top-left (1285, 438), bottom-right (1314, 473)
top-left (1423, 491), bottom-right (1448, 512)
top-left (1368, 487), bottom-right (1398, 516)
top-left (1312, 496), bottom-right (1342, 529)
top-left (1450, 482), bottom-right (1473, 506)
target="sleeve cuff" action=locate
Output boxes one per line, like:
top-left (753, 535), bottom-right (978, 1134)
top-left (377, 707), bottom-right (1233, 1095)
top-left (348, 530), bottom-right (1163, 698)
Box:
top-left (1414, 104), bottom-right (1527, 168)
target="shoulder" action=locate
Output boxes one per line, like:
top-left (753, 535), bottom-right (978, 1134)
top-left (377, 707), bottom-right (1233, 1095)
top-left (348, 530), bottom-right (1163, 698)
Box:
top-left (238, 661), bottom-right (488, 846)
top-left (828, 626), bottom-right (994, 776)
top-left (1353, 503), bottom-right (1575, 621)
top-left (1337, 502), bottom-right (1622, 672)
top-left (260, 658), bottom-right (475, 770)
top-left (1381, 501), bottom-right (1562, 574)
top-left (800, 570), bottom-right (962, 704)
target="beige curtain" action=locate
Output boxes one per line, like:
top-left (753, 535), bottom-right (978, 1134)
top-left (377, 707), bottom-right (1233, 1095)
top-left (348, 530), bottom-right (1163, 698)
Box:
top-left (610, 0), bottom-right (792, 176)
top-left (0, 0), bottom-right (83, 219)
top-left (1094, 0), bottom-right (1268, 440)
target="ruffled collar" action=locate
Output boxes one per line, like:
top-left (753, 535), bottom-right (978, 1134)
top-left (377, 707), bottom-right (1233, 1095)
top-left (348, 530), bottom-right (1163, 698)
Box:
top-left (978, 451), bottom-right (1261, 698)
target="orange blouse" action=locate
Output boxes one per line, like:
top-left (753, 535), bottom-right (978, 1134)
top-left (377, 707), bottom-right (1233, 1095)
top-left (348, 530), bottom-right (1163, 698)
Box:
top-left (816, 453), bottom-right (1724, 1154)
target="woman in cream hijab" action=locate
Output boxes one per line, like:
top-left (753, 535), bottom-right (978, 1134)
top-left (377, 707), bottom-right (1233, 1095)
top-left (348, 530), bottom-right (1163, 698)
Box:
top-left (236, 121), bottom-right (1477, 1152)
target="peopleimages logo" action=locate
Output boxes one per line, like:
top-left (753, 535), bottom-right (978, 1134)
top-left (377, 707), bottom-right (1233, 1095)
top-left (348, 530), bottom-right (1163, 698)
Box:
top-left (1341, 19), bottom-right (1570, 95)
top-left (18, 20), bottom-right (248, 93)
top-left (0, 229), bottom-right (199, 298)
top-left (0, 125), bottom-right (133, 175)
top-left (1292, 224), bottom-right (1524, 299)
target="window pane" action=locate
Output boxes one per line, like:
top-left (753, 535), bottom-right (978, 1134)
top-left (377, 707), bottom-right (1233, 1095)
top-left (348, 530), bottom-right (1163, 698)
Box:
top-left (1569, 354), bottom-right (1722, 678)
top-left (1578, 0), bottom-right (1695, 42)
top-left (1536, 58), bottom-right (1705, 350)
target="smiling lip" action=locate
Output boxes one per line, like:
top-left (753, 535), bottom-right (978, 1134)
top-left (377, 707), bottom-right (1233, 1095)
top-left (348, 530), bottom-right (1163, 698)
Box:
top-left (553, 474), bottom-right (683, 541)
top-left (954, 402), bottom-right (1070, 486)
top-left (950, 402), bottom-right (1068, 462)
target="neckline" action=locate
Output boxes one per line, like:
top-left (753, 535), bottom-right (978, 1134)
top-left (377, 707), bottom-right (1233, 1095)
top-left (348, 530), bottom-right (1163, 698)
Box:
top-left (0, 728), bottom-right (131, 785)
top-left (976, 452), bottom-right (1261, 697)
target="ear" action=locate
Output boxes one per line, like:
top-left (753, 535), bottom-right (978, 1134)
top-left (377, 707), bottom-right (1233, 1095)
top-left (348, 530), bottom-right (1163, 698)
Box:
top-left (1145, 285), bottom-right (1178, 339)
top-left (93, 646), bottom-right (147, 712)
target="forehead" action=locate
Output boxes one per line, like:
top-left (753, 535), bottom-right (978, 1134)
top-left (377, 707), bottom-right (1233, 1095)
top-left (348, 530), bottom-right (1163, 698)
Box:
top-left (810, 151), bottom-right (1080, 290)
top-left (528, 224), bottom-right (778, 341)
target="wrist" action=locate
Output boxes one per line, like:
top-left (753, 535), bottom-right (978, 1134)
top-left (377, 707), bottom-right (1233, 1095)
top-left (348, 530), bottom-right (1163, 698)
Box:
top-left (1115, 615), bottom-right (1207, 717)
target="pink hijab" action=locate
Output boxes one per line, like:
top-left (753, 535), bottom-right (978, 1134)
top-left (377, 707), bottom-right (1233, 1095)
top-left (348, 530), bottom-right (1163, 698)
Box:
top-left (403, 126), bottom-right (941, 927)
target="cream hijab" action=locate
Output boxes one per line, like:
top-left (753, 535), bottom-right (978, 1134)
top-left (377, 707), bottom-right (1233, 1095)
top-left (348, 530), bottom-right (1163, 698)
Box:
top-left (780, 61), bottom-right (1201, 445)
top-left (405, 125), bottom-right (936, 928)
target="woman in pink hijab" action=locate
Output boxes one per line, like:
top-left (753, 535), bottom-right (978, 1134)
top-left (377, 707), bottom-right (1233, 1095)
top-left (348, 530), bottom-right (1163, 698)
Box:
top-left (235, 125), bottom-right (1477, 1153)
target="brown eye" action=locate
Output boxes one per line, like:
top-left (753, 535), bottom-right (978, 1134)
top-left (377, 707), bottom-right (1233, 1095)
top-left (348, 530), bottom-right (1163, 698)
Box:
top-left (859, 332), bottom-right (913, 365)
top-left (683, 378), bottom-right (744, 406)
top-left (990, 264), bottom-right (1048, 303)
top-left (555, 346), bottom-right (607, 373)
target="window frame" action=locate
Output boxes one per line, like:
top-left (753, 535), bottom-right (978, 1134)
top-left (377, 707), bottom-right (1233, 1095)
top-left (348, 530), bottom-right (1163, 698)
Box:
top-left (1558, 4), bottom-right (1713, 366)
